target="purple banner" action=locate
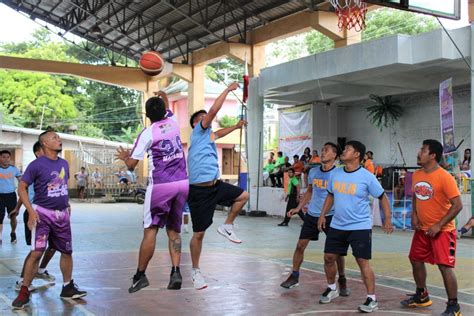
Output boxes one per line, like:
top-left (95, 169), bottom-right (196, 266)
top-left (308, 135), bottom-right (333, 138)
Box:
top-left (439, 78), bottom-right (455, 153)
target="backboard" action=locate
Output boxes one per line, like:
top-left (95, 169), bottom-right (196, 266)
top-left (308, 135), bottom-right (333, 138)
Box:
top-left (365, 0), bottom-right (461, 20)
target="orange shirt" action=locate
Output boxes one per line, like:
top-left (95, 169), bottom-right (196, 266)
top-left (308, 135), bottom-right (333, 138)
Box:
top-left (364, 159), bottom-right (375, 174)
top-left (310, 156), bottom-right (321, 164)
top-left (292, 161), bottom-right (305, 173)
top-left (412, 167), bottom-right (460, 231)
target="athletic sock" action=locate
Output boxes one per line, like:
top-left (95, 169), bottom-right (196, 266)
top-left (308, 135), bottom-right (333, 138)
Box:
top-left (291, 271), bottom-right (299, 278)
top-left (224, 224), bottom-right (233, 230)
top-left (134, 269), bottom-right (145, 282)
top-left (367, 294), bottom-right (376, 301)
top-left (63, 282), bottom-right (70, 287)
top-left (171, 266), bottom-right (180, 274)
top-left (328, 283), bottom-right (336, 291)
top-left (447, 298), bottom-right (458, 305)
top-left (38, 268), bottom-right (46, 274)
top-left (416, 287), bottom-right (427, 295)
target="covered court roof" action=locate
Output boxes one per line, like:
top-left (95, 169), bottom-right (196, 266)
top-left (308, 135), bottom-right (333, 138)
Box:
top-left (1, 0), bottom-right (327, 63)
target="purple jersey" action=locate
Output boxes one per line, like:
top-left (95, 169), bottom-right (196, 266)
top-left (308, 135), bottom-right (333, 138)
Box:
top-left (131, 110), bottom-right (188, 184)
top-left (21, 156), bottom-right (70, 210)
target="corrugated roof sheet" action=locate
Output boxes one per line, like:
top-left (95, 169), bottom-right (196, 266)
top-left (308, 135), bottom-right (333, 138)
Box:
top-left (1, 0), bottom-right (313, 63)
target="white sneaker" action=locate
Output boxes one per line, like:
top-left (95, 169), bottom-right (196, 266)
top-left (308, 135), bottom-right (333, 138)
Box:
top-left (15, 281), bottom-right (37, 292)
top-left (192, 269), bottom-right (207, 290)
top-left (36, 270), bottom-right (56, 282)
top-left (319, 287), bottom-right (339, 304)
top-left (217, 224), bottom-right (242, 244)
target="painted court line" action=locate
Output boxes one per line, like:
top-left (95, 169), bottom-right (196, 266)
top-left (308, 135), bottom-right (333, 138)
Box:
top-left (289, 309), bottom-right (430, 315)
top-left (298, 266), bottom-right (474, 307)
top-left (0, 293), bottom-right (28, 316)
top-left (303, 259), bottom-right (474, 296)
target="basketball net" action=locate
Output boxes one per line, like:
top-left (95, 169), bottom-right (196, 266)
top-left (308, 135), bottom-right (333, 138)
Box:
top-left (329, 0), bottom-right (368, 32)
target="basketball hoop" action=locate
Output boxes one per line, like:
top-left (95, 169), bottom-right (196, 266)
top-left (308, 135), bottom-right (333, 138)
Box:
top-left (329, 0), bottom-right (368, 32)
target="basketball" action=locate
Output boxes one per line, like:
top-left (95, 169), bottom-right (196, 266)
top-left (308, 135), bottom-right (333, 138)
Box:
top-left (139, 51), bottom-right (164, 76)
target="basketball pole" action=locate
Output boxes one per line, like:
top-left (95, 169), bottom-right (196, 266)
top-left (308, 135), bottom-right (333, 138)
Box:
top-left (212, 71), bottom-right (250, 215)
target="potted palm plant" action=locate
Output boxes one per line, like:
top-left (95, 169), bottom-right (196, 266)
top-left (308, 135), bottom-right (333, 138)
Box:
top-left (366, 94), bottom-right (403, 130)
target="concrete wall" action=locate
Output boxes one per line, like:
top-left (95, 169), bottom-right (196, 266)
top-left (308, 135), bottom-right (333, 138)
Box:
top-left (333, 86), bottom-right (471, 166)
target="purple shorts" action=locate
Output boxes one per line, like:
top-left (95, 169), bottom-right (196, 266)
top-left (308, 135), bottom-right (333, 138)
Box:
top-left (32, 205), bottom-right (72, 254)
top-left (143, 179), bottom-right (189, 232)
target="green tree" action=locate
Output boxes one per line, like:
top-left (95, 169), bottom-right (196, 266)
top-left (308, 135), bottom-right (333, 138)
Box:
top-left (0, 69), bottom-right (77, 130)
top-left (218, 115), bottom-right (239, 128)
top-left (110, 125), bottom-right (143, 144)
top-left (264, 8), bottom-right (439, 67)
top-left (0, 28), bottom-right (141, 138)
top-left (362, 9), bottom-right (438, 41)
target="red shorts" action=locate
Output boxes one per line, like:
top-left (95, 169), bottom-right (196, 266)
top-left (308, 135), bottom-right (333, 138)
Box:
top-left (409, 230), bottom-right (456, 267)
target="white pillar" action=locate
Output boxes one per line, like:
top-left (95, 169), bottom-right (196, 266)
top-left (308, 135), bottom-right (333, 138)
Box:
top-left (471, 24), bottom-right (474, 162)
top-left (247, 77), bottom-right (264, 211)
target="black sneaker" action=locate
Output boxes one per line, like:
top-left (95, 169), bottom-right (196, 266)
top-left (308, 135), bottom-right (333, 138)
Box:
top-left (12, 285), bottom-right (30, 310)
top-left (128, 274), bottom-right (149, 293)
top-left (400, 292), bottom-right (432, 308)
top-left (167, 271), bottom-right (182, 290)
top-left (277, 222), bottom-right (288, 227)
top-left (60, 280), bottom-right (87, 299)
top-left (11, 232), bottom-right (17, 244)
top-left (338, 276), bottom-right (351, 297)
top-left (280, 273), bottom-right (299, 289)
top-left (441, 302), bottom-right (462, 316)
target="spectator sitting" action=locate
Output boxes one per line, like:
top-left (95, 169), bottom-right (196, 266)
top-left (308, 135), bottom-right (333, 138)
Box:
top-left (460, 148), bottom-right (471, 171)
top-left (91, 167), bottom-right (102, 189)
top-left (268, 152), bottom-right (276, 164)
top-left (126, 169), bottom-right (138, 187)
top-left (74, 167), bottom-right (88, 200)
top-left (309, 149), bottom-right (321, 164)
top-left (263, 159), bottom-right (275, 186)
top-left (270, 155), bottom-right (291, 188)
top-left (300, 147), bottom-right (312, 163)
top-left (363, 151), bottom-right (375, 174)
top-left (291, 155), bottom-right (305, 177)
top-left (393, 168), bottom-right (407, 207)
top-left (270, 151), bottom-right (284, 187)
top-left (115, 169), bottom-right (129, 193)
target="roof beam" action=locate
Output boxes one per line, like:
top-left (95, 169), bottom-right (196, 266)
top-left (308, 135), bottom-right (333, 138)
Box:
top-left (161, 0), bottom-right (224, 42)
top-left (192, 42), bottom-right (251, 66)
top-left (162, 0), bottom-right (290, 58)
top-left (67, 0), bottom-right (148, 51)
top-left (0, 55), bottom-right (155, 91)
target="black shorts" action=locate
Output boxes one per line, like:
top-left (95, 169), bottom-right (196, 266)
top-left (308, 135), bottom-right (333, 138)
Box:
top-left (120, 178), bottom-right (128, 184)
top-left (299, 214), bottom-right (333, 241)
top-left (0, 192), bottom-right (17, 224)
top-left (188, 180), bottom-right (244, 232)
top-left (324, 227), bottom-right (372, 259)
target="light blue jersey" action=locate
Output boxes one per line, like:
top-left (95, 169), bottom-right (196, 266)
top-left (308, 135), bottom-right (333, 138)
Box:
top-left (328, 167), bottom-right (384, 230)
top-left (0, 165), bottom-right (21, 193)
top-left (188, 121), bottom-right (219, 184)
top-left (307, 165), bottom-right (336, 217)
top-left (28, 184), bottom-right (35, 202)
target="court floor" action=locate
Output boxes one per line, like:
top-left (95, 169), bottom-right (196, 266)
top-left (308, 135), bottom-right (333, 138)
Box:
top-left (0, 202), bottom-right (472, 315)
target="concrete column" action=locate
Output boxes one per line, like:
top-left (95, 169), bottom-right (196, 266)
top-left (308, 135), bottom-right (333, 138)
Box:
top-left (471, 23), bottom-right (474, 170)
top-left (334, 29), bottom-right (362, 48)
top-left (188, 65), bottom-right (206, 116)
top-left (250, 45), bottom-right (265, 77)
top-left (247, 78), bottom-right (264, 211)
